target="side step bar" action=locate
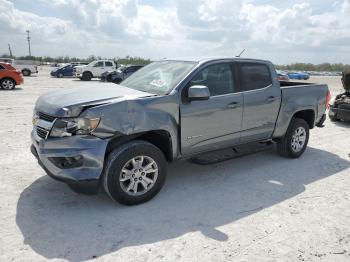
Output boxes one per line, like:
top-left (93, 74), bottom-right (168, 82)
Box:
top-left (190, 141), bottom-right (274, 165)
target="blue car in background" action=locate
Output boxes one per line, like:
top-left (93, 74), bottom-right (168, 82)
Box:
top-left (287, 72), bottom-right (310, 80)
top-left (50, 64), bottom-right (74, 78)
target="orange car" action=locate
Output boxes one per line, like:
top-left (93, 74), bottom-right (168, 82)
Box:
top-left (0, 62), bottom-right (24, 89)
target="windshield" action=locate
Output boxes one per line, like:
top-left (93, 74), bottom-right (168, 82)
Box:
top-left (59, 65), bottom-right (69, 69)
top-left (120, 61), bottom-right (197, 95)
top-left (87, 61), bottom-right (97, 66)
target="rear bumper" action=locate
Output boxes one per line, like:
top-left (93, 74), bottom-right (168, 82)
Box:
top-left (329, 106), bottom-right (350, 121)
top-left (31, 131), bottom-right (109, 194)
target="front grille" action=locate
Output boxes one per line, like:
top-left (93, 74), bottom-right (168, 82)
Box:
top-left (36, 126), bottom-right (49, 139)
top-left (38, 112), bottom-right (56, 122)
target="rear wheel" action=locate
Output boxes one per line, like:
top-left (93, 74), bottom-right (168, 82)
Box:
top-left (81, 72), bottom-right (92, 81)
top-left (22, 69), bottom-right (31, 76)
top-left (102, 140), bottom-right (167, 205)
top-left (277, 118), bottom-right (309, 158)
top-left (0, 78), bottom-right (16, 90)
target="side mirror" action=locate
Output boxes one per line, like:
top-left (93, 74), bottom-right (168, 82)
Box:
top-left (188, 85), bottom-right (210, 101)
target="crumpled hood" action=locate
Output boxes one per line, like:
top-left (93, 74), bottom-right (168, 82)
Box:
top-left (35, 83), bottom-right (154, 117)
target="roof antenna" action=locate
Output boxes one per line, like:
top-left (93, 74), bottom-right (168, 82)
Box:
top-left (236, 49), bottom-right (246, 58)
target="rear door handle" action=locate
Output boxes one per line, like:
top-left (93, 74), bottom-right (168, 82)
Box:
top-left (266, 96), bottom-right (276, 103)
top-left (227, 102), bottom-right (240, 109)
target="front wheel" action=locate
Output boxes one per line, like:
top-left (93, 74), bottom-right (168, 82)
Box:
top-left (277, 118), bottom-right (309, 158)
top-left (81, 72), bottom-right (92, 81)
top-left (102, 140), bottom-right (167, 205)
top-left (0, 78), bottom-right (16, 90)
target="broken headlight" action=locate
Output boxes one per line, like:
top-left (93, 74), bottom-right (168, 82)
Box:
top-left (50, 117), bottom-right (100, 137)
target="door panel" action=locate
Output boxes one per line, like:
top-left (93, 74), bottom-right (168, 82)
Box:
top-left (93, 61), bottom-right (105, 76)
top-left (238, 63), bottom-right (281, 142)
top-left (180, 62), bottom-right (243, 156)
top-left (181, 94), bottom-right (243, 155)
top-left (241, 86), bottom-right (280, 142)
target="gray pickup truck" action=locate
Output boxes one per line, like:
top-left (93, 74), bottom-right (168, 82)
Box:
top-left (31, 58), bottom-right (330, 205)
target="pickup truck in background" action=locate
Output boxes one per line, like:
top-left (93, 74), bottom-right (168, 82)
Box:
top-left (0, 58), bottom-right (38, 76)
top-left (73, 60), bottom-right (117, 81)
top-left (31, 58), bottom-right (330, 205)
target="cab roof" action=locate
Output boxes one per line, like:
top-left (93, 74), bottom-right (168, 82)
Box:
top-left (162, 57), bottom-right (271, 65)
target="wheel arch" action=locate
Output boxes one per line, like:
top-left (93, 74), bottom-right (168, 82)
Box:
top-left (105, 130), bottom-right (174, 162)
top-left (273, 107), bottom-right (316, 139)
top-left (0, 77), bottom-right (16, 86)
top-left (292, 109), bottom-right (315, 129)
top-left (83, 70), bottom-right (93, 76)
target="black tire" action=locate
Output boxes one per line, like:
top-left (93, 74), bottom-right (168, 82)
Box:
top-left (81, 72), bottom-right (92, 81)
top-left (277, 117), bottom-right (309, 158)
top-left (57, 73), bottom-right (63, 78)
top-left (22, 69), bottom-right (31, 76)
top-left (102, 140), bottom-right (167, 205)
top-left (0, 78), bottom-right (16, 90)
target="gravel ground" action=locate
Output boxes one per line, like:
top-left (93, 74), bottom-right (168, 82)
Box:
top-left (0, 68), bottom-right (349, 262)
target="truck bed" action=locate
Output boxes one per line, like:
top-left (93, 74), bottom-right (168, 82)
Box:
top-left (272, 81), bottom-right (329, 138)
top-left (279, 81), bottom-right (315, 87)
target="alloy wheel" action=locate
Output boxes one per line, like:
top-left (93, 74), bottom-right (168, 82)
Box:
top-left (2, 80), bottom-right (14, 89)
top-left (119, 155), bottom-right (158, 196)
top-left (291, 127), bottom-right (306, 153)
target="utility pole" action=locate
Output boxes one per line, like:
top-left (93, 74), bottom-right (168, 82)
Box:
top-left (8, 44), bottom-right (13, 57)
top-left (26, 30), bottom-right (31, 57)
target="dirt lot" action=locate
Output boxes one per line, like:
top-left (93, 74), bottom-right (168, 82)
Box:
top-left (0, 67), bottom-right (349, 262)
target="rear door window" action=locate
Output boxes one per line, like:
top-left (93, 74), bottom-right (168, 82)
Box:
top-left (239, 63), bottom-right (272, 91)
top-left (105, 61), bottom-right (113, 67)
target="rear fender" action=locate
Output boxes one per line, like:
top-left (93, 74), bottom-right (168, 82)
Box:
top-left (273, 106), bottom-right (316, 138)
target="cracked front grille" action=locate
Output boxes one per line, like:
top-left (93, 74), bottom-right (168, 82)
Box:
top-left (38, 112), bottom-right (56, 122)
top-left (36, 126), bottom-right (49, 139)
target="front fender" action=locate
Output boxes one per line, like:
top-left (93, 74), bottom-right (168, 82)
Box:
top-left (85, 94), bottom-right (180, 158)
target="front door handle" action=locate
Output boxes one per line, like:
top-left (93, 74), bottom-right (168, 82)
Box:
top-left (266, 96), bottom-right (276, 103)
top-left (227, 102), bottom-right (240, 109)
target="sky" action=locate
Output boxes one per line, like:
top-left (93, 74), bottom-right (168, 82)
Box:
top-left (1, 0), bottom-right (350, 64)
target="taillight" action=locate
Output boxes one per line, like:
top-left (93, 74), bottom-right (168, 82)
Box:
top-left (326, 90), bottom-right (331, 109)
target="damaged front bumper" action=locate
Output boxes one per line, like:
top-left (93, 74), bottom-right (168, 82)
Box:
top-left (31, 131), bottom-right (109, 194)
top-left (329, 105), bottom-right (350, 121)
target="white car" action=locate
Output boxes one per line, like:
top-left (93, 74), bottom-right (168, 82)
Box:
top-left (73, 60), bottom-right (117, 81)
top-left (0, 58), bottom-right (38, 76)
